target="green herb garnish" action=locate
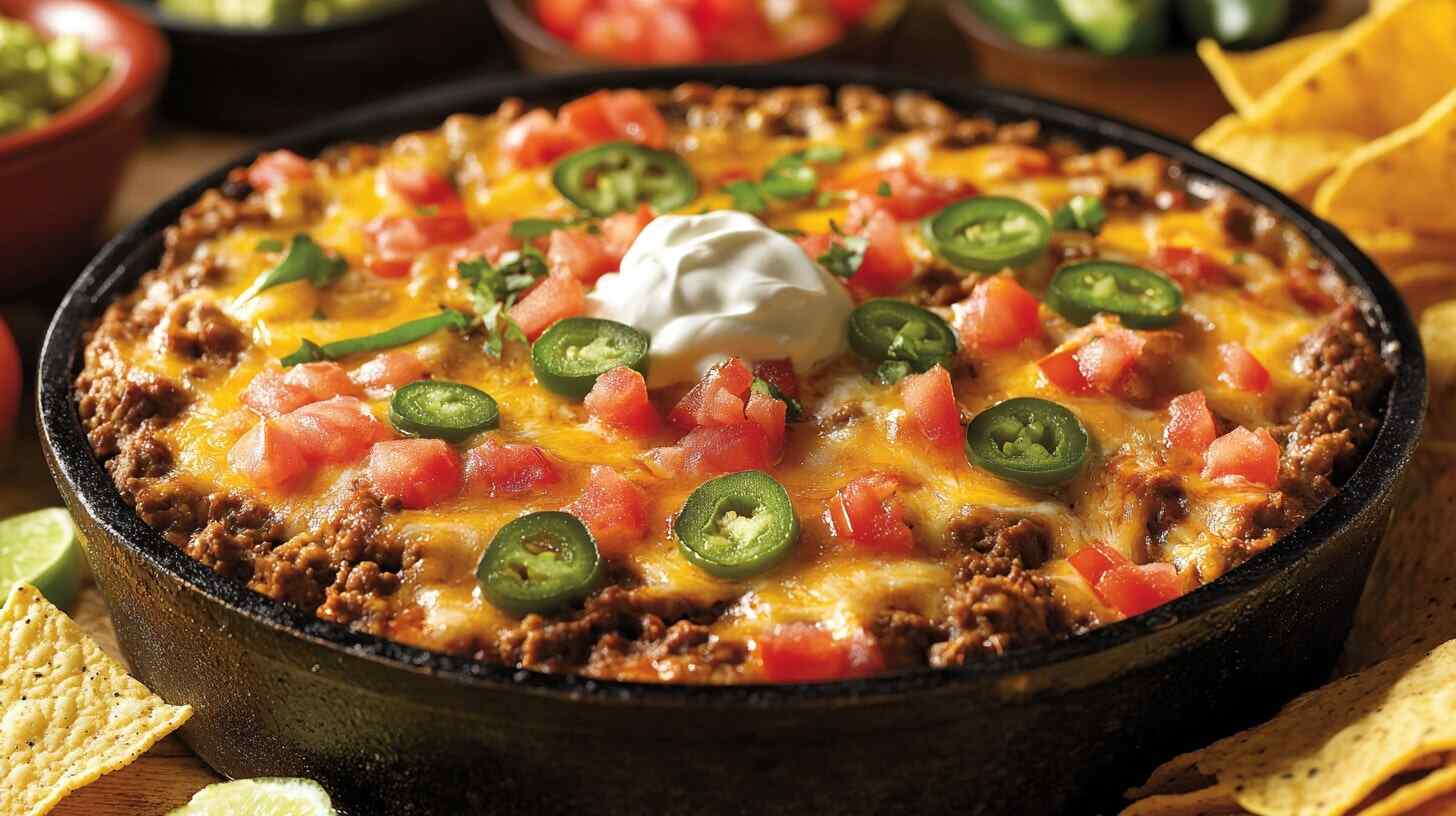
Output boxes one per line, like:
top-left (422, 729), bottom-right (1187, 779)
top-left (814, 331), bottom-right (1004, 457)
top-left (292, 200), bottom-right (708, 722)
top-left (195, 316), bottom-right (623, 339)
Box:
top-left (750, 377), bottom-right (803, 422)
top-left (1051, 195), bottom-right (1107, 234)
top-left (236, 235), bottom-right (346, 304)
top-left (281, 309), bottom-right (469, 367)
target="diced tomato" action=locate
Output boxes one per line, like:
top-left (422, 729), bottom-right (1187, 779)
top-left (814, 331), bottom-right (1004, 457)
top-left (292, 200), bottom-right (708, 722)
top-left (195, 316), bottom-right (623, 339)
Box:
top-left (599, 203), bottom-right (654, 257)
top-left (752, 358), bottom-right (799, 398)
top-left (1095, 563), bottom-right (1185, 617)
top-left (1153, 246), bottom-right (1229, 289)
top-left (450, 222), bottom-right (521, 267)
top-left (643, 444), bottom-right (687, 478)
top-left (546, 229), bottom-right (616, 283)
top-left (1202, 426), bottom-right (1280, 487)
top-left (1217, 342), bottom-right (1270, 393)
top-left (584, 366), bottom-right (659, 437)
top-left (534, 0), bottom-right (592, 38)
top-left (1164, 391), bottom-right (1217, 453)
top-left (846, 200), bottom-right (914, 294)
top-left (838, 167), bottom-right (975, 221)
top-left (241, 363), bottom-right (357, 417)
top-left (558, 90), bottom-right (668, 148)
top-left (564, 465), bottom-right (650, 556)
top-left (383, 167), bottom-right (459, 207)
top-left (648, 9), bottom-right (710, 65)
top-left (690, 0), bottom-right (777, 61)
top-left (363, 213), bottom-right (474, 278)
top-left (775, 15), bottom-right (843, 57)
top-left (500, 109), bottom-right (583, 170)
top-left (1037, 348), bottom-right (1093, 395)
top-left (1075, 330), bottom-right (1145, 392)
top-left (368, 439), bottom-right (462, 509)
top-left (228, 419), bottom-right (309, 490)
top-left (758, 623), bottom-right (882, 682)
top-left (795, 233), bottom-right (834, 264)
top-left (280, 396), bottom-right (393, 465)
top-left (463, 437), bottom-right (562, 496)
top-left (982, 145), bottom-right (1056, 180)
top-left (510, 274), bottom-right (587, 340)
top-left (828, 0), bottom-right (876, 23)
top-left (575, 9), bottom-right (650, 64)
top-left (678, 423), bottom-right (773, 475)
top-left (669, 358), bottom-right (754, 429)
top-left (827, 473), bottom-right (915, 555)
top-left (1068, 543), bottom-right (1127, 588)
top-left (351, 351), bottom-right (429, 397)
top-left (744, 391), bottom-right (787, 456)
top-left (900, 366), bottom-right (960, 450)
top-left (956, 276), bottom-right (1042, 350)
top-left (246, 150), bottom-right (312, 192)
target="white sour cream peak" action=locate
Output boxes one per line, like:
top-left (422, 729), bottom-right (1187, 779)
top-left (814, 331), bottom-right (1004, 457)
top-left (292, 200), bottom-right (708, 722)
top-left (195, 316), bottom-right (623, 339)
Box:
top-left (586, 211), bottom-right (854, 388)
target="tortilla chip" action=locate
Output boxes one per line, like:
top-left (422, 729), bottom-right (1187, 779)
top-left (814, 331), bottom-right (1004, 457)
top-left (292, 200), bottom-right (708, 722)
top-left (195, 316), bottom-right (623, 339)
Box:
top-left (1120, 785), bottom-right (1242, 816)
top-left (1413, 793), bottom-right (1456, 815)
top-left (1384, 265), bottom-right (1456, 320)
top-left (1194, 119), bottom-right (1364, 194)
top-left (1128, 639), bottom-right (1456, 816)
top-left (0, 584), bottom-right (192, 816)
top-left (1313, 89), bottom-right (1456, 234)
top-left (1197, 33), bottom-right (1339, 116)
top-left (1362, 765), bottom-right (1456, 816)
top-left (1247, 0), bottom-right (1456, 140)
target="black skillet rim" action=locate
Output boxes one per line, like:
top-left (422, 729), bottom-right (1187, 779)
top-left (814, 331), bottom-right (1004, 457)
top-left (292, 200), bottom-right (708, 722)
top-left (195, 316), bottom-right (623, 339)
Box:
top-left (37, 64), bottom-right (1428, 706)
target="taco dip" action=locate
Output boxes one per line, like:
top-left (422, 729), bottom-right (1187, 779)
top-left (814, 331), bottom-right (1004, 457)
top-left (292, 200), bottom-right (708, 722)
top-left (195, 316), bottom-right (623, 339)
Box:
top-left (74, 83), bottom-right (1396, 685)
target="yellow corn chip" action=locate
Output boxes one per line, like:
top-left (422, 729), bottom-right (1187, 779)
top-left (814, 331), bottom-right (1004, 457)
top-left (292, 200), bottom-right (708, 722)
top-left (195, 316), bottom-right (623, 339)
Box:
top-left (1194, 118), bottom-right (1364, 194)
top-left (1248, 0), bottom-right (1456, 139)
top-left (1128, 639), bottom-right (1456, 816)
top-left (1120, 785), bottom-right (1243, 816)
top-left (0, 584), bottom-right (192, 816)
top-left (1197, 33), bottom-right (1339, 116)
top-left (1362, 765), bottom-right (1456, 816)
top-left (1313, 89), bottom-right (1456, 234)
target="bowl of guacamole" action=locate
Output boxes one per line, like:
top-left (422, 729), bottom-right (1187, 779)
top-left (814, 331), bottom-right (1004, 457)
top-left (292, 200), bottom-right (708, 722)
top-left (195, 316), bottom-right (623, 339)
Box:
top-left (0, 17), bottom-right (112, 135)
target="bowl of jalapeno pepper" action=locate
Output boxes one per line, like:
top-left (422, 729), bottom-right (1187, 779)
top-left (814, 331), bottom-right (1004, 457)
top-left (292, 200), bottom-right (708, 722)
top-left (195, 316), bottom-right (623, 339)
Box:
top-left (946, 0), bottom-right (1365, 137)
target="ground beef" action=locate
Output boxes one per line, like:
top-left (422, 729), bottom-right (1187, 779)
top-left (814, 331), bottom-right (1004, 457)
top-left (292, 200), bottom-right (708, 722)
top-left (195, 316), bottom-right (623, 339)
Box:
top-left (160, 189), bottom-right (270, 274)
top-left (870, 610), bottom-right (945, 670)
top-left (930, 568), bottom-right (1061, 667)
top-left (945, 507), bottom-right (1051, 575)
top-left (1231, 303), bottom-right (1393, 553)
top-left (150, 298), bottom-right (247, 365)
top-left (495, 586), bottom-right (745, 681)
top-left (75, 343), bottom-right (187, 461)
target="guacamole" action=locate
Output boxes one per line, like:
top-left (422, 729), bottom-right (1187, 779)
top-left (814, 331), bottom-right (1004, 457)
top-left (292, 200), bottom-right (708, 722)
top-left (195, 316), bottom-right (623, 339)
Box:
top-left (157, 0), bottom-right (403, 27)
top-left (0, 18), bottom-right (110, 136)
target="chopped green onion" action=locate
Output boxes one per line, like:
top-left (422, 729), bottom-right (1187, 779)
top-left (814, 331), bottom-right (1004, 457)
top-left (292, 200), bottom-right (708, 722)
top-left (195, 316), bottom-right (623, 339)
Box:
top-left (725, 180), bottom-right (767, 215)
top-left (1051, 195), bottom-right (1107, 234)
top-left (281, 309), bottom-right (469, 367)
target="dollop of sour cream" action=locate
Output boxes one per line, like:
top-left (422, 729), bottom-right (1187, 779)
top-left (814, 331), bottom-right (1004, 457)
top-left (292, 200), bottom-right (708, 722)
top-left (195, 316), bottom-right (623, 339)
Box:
top-left (586, 211), bottom-right (854, 388)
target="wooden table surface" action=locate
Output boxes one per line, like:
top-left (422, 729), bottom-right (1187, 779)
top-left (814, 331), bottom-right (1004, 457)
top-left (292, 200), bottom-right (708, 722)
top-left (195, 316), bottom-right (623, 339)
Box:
top-left (6, 47), bottom-right (1231, 811)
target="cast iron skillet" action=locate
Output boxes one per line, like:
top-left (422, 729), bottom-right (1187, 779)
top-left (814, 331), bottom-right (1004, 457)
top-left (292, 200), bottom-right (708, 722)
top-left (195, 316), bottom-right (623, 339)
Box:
top-left (38, 66), bottom-right (1426, 816)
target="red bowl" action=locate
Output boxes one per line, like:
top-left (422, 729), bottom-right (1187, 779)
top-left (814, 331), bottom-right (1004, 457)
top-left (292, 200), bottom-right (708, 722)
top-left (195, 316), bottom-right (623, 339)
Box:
top-left (0, 0), bottom-right (167, 293)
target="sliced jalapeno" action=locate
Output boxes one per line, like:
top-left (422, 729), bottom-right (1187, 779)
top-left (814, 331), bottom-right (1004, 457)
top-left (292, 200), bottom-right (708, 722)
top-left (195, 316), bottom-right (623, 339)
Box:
top-left (965, 397), bottom-right (1089, 487)
top-left (531, 317), bottom-right (650, 399)
top-left (922, 196), bottom-right (1051, 273)
top-left (675, 471), bottom-right (799, 580)
top-left (389, 381), bottom-right (499, 441)
top-left (478, 511), bottom-right (600, 615)
top-left (848, 299), bottom-right (957, 373)
top-left (1046, 260), bottom-right (1182, 328)
top-left (553, 141), bottom-right (697, 216)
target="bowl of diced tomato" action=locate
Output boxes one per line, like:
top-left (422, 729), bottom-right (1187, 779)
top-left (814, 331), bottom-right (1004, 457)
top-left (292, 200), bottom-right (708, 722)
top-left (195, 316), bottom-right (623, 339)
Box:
top-left (487, 0), bottom-right (907, 70)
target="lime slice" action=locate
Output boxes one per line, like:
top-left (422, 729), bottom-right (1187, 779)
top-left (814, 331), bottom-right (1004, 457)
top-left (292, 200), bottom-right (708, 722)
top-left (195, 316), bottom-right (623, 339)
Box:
top-left (169, 778), bottom-right (337, 816)
top-left (0, 507), bottom-right (84, 610)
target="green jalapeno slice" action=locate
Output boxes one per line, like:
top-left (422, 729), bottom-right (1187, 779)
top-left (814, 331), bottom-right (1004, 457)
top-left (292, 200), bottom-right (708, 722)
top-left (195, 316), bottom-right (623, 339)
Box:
top-left (477, 511), bottom-right (601, 615)
top-left (388, 381), bottom-right (499, 441)
top-left (531, 317), bottom-right (650, 399)
top-left (922, 196), bottom-right (1052, 272)
top-left (674, 471), bottom-right (799, 580)
top-left (553, 141), bottom-right (697, 216)
top-left (848, 299), bottom-right (957, 373)
top-left (1046, 260), bottom-right (1182, 328)
top-left (965, 397), bottom-right (1090, 487)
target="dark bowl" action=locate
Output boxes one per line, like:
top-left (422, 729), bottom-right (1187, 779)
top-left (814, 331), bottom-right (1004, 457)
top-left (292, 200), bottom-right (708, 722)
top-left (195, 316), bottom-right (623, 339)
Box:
top-left (123, 0), bottom-right (507, 131)
top-left (0, 0), bottom-right (167, 293)
top-left (486, 0), bottom-right (908, 72)
top-left (945, 0), bottom-right (1366, 137)
top-left (38, 66), bottom-right (1426, 816)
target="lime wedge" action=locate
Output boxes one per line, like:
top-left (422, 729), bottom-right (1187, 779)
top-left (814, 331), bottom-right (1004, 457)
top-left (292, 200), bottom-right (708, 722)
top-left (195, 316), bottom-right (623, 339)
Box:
top-left (0, 507), bottom-right (84, 610)
top-left (169, 778), bottom-right (337, 816)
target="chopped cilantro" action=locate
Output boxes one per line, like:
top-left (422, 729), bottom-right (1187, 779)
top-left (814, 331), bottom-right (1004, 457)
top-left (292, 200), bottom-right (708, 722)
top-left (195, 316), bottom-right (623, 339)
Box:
top-left (725, 180), bottom-right (767, 215)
